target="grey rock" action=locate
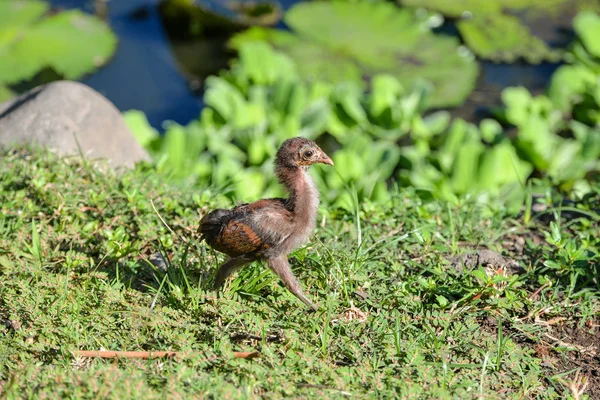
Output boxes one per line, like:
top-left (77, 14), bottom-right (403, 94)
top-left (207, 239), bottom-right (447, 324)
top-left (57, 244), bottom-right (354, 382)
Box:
top-left (0, 80), bottom-right (151, 168)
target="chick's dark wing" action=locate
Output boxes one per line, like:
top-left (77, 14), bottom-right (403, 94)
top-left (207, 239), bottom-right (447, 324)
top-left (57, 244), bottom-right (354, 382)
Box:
top-left (244, 199), bottom-right (296, 248)
top-left (201, 199), bottom-right (293, 258)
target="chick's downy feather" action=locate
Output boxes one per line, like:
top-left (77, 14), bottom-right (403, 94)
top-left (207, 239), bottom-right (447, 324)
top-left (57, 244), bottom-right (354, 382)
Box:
top-left (198, 137), bottom-right (334, 310)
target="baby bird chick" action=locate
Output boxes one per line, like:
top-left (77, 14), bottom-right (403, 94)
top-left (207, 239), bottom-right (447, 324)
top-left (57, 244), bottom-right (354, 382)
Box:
top-left (200, 137), bottom-right (334, 310)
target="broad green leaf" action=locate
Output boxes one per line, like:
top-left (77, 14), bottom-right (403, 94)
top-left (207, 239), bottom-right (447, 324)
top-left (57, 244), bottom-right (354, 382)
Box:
top-left (178, 120), bottom-right (206, 161)
top-left (123, 110), bottom-right (159, 147)
top-left (400, 0), bottom-right (599, 63)
top-left (204, 77), bottom-right (257, 127)
top-left (457, 14), bottom-right (559, 63)
top-left (504, 88), bottom-right (564, 171)
top-left (0, 5), bottom-right (117, 85)
top-left (547, 65), bottom-right (596, 111)
top-left (502, 87), bottom-right (532, 125)
top-left (235, 170), bottom-right (267, 200)
top-left (479, 119), bottom-right (503, 143)
top-left (398, 91), bottom-right (425, 126)
top-left (570, 121), bottom-right (600, 161)
top-left (0, 0), bottom-right (48, 47)
top-left (203, 78), bottom-right (238, 122)
top-left (570, 41), bottom-right (600, 75)
top-left (161, 123), bottom-right (188, 176)
top-left (438, 119), bottom-right (468, 173)
top-left (414, 111), bottom-right (451, 139)
top-left (364, 141), bottom-right (402, 178)
top-left (371, 180), bottom-right (391, 202)
top-left (405, 162), bottom-right (444, 192)
top-left (231, 2), bottom-right (478, 108)
top-left (548, 140), bottom-right (585, 181)
top-left (573, 11), bottom-right (600, 58)
top-left (451, 141), bottom-right (484, 195)
top-left (236, 41), bottom-right (296, 85)
top-left (328, 149), bottom-right (366, 188)
top-left (300, 99), bottom-right (330, 138)
top-left (369, 74), bottom-right (404, 119)
top-left (271, 80), bottom-right (306, 117)
top-left (247, 139), bottom-right (268, 166)
top-left (478, 141), bottom-right (532, 191)
top-left (332, 85), bottom-right (368, 127)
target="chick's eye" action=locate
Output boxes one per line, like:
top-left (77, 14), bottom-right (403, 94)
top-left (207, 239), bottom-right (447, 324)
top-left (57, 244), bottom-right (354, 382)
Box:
top-left (303, 150), bottom-right (314, 158)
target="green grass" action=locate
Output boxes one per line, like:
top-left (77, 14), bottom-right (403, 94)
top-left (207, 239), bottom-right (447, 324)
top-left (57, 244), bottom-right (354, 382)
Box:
top-left (0, 147), bottom-right (598, 399)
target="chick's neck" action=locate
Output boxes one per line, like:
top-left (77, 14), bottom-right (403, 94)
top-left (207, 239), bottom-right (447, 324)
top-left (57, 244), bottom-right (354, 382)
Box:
top-left (276, 165), bottom-right (320, 226)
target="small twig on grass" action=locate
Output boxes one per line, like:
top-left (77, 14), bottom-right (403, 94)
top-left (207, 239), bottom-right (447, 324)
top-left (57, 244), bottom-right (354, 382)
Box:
top-left (150, 199), bottom-right (188, 244)
top-left (73, 350), bottom-right (259, 360)
top-left (528, 282), bottom-right (551, 300)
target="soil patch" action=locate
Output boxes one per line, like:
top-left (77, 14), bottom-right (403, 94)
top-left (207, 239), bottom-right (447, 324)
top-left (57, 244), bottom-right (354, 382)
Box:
top-left (536, 321), bottom-right (600, 398)
top-left (547, 321), bottom-right (600, 398)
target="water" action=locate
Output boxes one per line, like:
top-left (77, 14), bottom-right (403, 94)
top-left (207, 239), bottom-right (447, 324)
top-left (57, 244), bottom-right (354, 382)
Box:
top-left (49, 0), bottom-right (203, 130)
top-left (45, 0), bottom-right (564, 130)
top-left (450, 61), bottom-right (562, 122)
top-left (432, 17), bottom-right (566, 122)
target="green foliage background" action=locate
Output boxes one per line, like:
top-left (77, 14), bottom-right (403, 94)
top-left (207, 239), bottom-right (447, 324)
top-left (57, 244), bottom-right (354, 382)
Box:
top-left (125, 11), bottom-right (600, 212)
top-left (229, 1), bottom-right (479, 108)
top-left (399, 0), bottom-right (600, 63)
top-left (0, 0), bottom-right (117, 102)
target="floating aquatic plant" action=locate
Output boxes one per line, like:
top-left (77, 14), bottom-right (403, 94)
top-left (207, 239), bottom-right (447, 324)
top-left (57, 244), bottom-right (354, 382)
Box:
top-left (230, 1), bottom-right (478, 108)
top-left (400, 0), bottom-right (600, 63)
top-left (0, 0), bottom-right (118, 97)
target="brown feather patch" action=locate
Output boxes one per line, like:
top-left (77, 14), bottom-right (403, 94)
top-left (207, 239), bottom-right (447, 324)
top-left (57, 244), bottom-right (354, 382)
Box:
top-left (216, 220), bottom-right (264, 256)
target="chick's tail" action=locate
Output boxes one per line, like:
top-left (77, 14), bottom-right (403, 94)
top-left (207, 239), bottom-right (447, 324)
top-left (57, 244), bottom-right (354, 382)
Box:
top-left (198, 208), bottom-right (231, 244)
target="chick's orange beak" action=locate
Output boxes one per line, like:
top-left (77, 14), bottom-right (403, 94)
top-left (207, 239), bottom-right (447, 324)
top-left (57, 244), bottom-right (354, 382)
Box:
top-left (319, 152), bottom-right (334, 166)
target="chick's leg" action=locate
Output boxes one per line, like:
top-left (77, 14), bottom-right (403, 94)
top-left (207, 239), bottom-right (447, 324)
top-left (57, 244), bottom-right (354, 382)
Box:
top-left (213, 257), bottom-right (252, 289)
top-left (267, 256), bottom-right (318, 311)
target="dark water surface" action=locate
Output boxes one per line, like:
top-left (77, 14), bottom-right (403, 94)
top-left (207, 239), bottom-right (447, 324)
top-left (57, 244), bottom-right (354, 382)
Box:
top-left (49, 0), bottom-right (203, 130)
top-left (47, 0), bottom-right (563, 130)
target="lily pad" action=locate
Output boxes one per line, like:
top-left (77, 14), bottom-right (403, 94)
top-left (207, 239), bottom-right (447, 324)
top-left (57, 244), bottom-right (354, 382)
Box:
top-left (458, 14), bottom-right (560, 63)
top-left (400, 0), bottom-right (600, 63)
top-left (231, 2), bottom-right (478, 108)
top-left (0, 0), bottom-right (117, 85)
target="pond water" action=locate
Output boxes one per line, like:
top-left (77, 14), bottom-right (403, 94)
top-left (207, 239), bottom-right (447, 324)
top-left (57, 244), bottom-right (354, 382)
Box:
top-left (48, 0), bottom-right (203, 130)
top-left (47, 0), bottom-right (564, 130)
